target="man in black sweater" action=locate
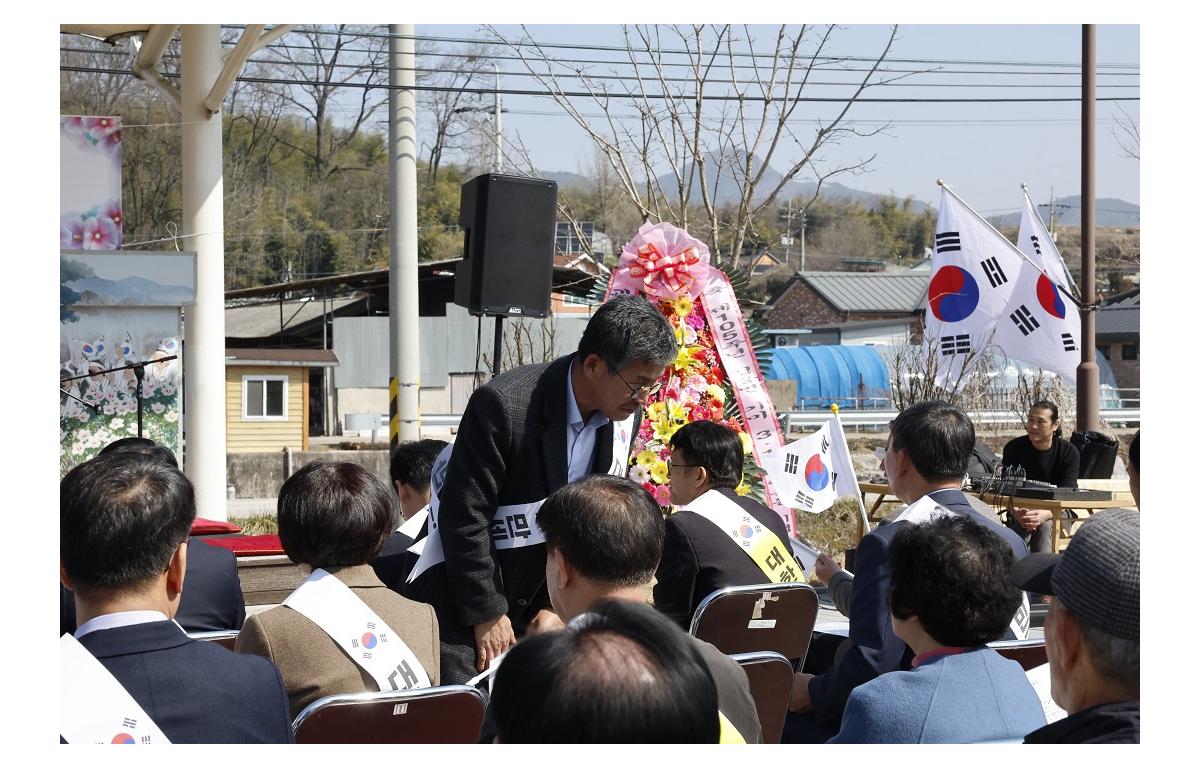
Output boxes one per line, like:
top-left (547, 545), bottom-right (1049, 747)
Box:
top-left (1002, 401), bottom-right (1080, 552)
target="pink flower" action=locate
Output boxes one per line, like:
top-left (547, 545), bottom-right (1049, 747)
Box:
top-left (686, 374), bottom-right (707, 392)
top-left (653, 484), bottom-right (672, 507)
top-left (99, 128), bottom-right (122, 156)
top-left (82, 217), bottom-right (120, 250)
top-left (102, 200), bottom-right (123, 233)
top-left (84, 116), bottom-right (120, 141)
top-left (686, 312), bottom-right (706, 330)
top-left (61, 216), bottom-right (86, 249)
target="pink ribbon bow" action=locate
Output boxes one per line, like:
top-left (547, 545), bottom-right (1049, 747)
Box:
top-left (627, 243), bottom-right (702, 296)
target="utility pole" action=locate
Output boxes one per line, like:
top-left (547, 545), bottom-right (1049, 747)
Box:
top-left (781, 199), bottom-right (795, 267)
top-left (799, 208), bottom-right (808, 272)
top-left (1049, 186), bottom-right (1057, 242)
top-left (494, 63), bottom-right (502, 173)
top-left (1076, 24), bottom-right (1100, 434)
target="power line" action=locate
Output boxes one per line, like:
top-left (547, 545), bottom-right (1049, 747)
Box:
top-left (58, 47), bottom-right (1140, 89)
top-left (59, 64), bottom-right (1141, 104)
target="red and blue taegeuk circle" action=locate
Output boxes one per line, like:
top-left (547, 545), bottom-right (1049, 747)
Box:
top-left (739, 524), bottom-right (755, 538)
top-left (111, 733), bottom-right (136, 744)
top-left (1036, 274), bottom-right (1067, 319)
top-left (928, 266), bottom-right (980, 323)
top-left (804, 455), bottom-right (830, 491)
top-left (361, 632), bottom-right (378, 649)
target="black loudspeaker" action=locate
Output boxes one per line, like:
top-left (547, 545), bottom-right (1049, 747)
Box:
top-left (454, 173), bottom-right (558, 317)
top-left (1070, 430), bottom-right (1119, 479)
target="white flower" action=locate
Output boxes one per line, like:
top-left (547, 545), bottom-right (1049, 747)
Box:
top-left (165, 411), bottom-right (178, 423)
top-left (629, 464), bottom-right (651, 484)
top-left (109, 418), bottom-right (124, 431)
top-left (152, 402), bottom-right (166, 414)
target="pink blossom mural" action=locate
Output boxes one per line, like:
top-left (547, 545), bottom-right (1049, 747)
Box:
top-left (61, 115), bottom-right (122, 250)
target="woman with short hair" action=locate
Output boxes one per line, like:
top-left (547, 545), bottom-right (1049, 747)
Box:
top-left (828, 515), bottom-right (1045, 743)
top-left (1003, 400), bottom-right (1081, 552)
top-left (235, 461), bottom-right (440, 719)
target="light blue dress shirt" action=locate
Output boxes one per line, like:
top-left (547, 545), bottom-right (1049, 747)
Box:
top-left (565, 366), bottom-right (611, 482)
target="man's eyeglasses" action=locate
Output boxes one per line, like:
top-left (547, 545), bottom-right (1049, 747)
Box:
top-left (614, 368), bottom-right (663, 400)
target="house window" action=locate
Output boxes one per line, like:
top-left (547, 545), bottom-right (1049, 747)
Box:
top-left (243, 375), bottom-right (288, 420)
top-left (1121, 344), bottom-right (1138, 361)
top-left (1096, 344), bottom-right (1110, 360)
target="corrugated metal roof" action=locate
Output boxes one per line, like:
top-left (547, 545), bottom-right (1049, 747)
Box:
top-left (1096, 306), bottom-right (1140, 336)
top-left (225, 296), bottom-right (359, 340)
top-left (798, 272), bottom-right (928, 313)
top-left (225, 348), bottom-right (339, 367)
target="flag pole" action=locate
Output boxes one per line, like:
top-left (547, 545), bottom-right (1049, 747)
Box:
top-left (831, 403), bottom-right (871, 536)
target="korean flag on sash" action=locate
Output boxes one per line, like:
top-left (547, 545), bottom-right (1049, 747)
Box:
top-left (990, 189), bottom-right (1082, 383)
top-left (924, 185), bottom-right (1025, 384)
top-left (762, 417), bottom-right (859, 515)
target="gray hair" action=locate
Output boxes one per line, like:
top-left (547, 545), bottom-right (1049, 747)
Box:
top-left (1076, 611), bottom-right (1140, 697)
top-left (577, 294), bottom-right (677, 372)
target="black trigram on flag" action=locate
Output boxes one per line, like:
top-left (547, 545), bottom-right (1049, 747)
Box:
top-left (362, 652), bottom-right (373, 660)
top-left (980, 256), bottom-right (1009, 288)
top-left (793, 490), bottom-right (816, 508)
top-left (935, 231), bottom-right (961, 253)
top-left (1029, 234), bottom-right (1044, 257)
top-left (784, 454), bottom-right (799, 474)
top-left (1010, 305), bottom-right (1041, 336)
top-left (1061, 333), bottom-right (1077, 352)
top-left (366, 622), bottom-right (376, 630)
top-left (820, 435), bottom-right (830, 453)
top-left (122, 718), bottom-right (137, 728)
top-left (940, 334), bottom-right (971, 356)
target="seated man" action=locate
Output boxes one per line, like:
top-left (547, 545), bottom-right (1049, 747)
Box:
top-left (1011, 509), bottom-right (1139, 743)
top-left (534, 474), bottom-right (762, 742)
top-left (371, 438), bottom-right (448, 591)
top-left (829, 516), bottom-right (1045, 743)
top-left (60, 437), bottom-right (245, 635)
top-left (786, 400), bottom-right (1029, 743)
top-left (654, 420), bottom-right (799, 629)
top-left (1127, 430), bottom-right (1140, 509)
top-left (60, 453), bottom-right (292, 743)
top-left (490, 599), bottom-right (720, 743)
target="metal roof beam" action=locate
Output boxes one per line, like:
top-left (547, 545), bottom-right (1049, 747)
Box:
top-left (205, 24), bottom-right (296, 115)
top-left (130, 24), bottom-right (181, 110)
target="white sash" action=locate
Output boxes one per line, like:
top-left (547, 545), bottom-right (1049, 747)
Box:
top-left (283, 569), bottom-right (432, 691)
top-left (397, 506), bottom-right (429, 539)
top-left (680, 489), bottom-right (805, 582)
top-left (406, 414), bottom-right (636, 583)
top-left (60, 633), bottom-right (171, 745)
top-left (890, 494), bottom-right (1030, 640)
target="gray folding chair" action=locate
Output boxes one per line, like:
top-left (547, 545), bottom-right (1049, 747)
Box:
top-left (689, 582), bottom-right (819, 667)
top-left (988, 638), bottom-right (1048, 671)
top-left (291, 685), bottom-right (486, 744)
top-left (186, 629), bottom-right (239, 651)
top-left (729, 651), bottom-right (793, 744)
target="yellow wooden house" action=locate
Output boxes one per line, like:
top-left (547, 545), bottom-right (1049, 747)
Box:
top-left (225, 348), bottom-right (339, 452)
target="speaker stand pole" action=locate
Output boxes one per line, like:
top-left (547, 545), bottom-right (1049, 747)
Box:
top-left (492, 316), bottom-right (504, 377)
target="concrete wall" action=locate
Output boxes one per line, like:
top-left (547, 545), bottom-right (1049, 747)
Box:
top-left (227, 449), bottom-right (390, 500)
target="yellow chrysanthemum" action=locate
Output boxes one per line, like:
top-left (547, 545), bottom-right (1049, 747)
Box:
top-left (672, 295), bottom-right (694, 318)
top-left (650, 460), bottom-right (670, 484)
top-left (646, 402), bottom-right (667, 423)
top-left (706, 384), bottom-right (726, 405)
top-left (738, 431), bottom-right (752, 455)
top-left (735, 481), bottom-right (751, 496)
top-left (636, 449), bottom-right (658, 467)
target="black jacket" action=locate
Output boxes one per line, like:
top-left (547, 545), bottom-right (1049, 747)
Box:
top-left (406, 354), bottom-right (641, 634)
top-left (70, 621), bottom-right (293, 743)
top-left (654, 487), bottom-right (795, 630)
top-left (1024, 700), bottom-right (1139, 744)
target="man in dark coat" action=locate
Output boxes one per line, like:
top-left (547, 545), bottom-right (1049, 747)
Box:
top-left (654, 419), bottom-right (796, 629)
top-left (370, 438), bottom-right (448, 591)
top-left (405, 294), bottom-right (678, 684)
top-left (1012, 509), bottom-right (1139, 744)
top-left (60, 452), bottom-right (292, 743)
top-left (784, 400), bottom-right (1028, 743)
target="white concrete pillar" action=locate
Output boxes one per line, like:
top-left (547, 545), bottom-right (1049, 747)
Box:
top-left (181, 25), bottom-right (228, 519)
top-left (389, 24), bottom-right (421, 445)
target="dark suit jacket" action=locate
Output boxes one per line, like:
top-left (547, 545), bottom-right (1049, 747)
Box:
top-left (407, 354), bottom-right (641, 635)
top-left (694, 636), bottom-right (764, 743)
top-left (72, 620), bottom-right (293, 743)
top-left (371, 520), bottom-right (425, 593)
top-left (654, 487), bottom-right (795, 630)
top-left (61, 538), bottom-right (246, 635)
top-left (807, 487), bottom-right (1028, 726)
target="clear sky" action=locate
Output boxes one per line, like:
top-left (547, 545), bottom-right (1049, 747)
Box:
top-left (416, 23), bottom-right (1139, 216)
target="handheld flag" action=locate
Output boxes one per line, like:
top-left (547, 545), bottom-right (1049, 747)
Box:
top-left (763, 416), bottom-right (860, 514)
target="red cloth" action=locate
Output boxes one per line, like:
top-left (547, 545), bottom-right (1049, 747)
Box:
top-left (190, 517), bottom-right (242, 535)
top-left (199, 534), bottom-right (285, 557)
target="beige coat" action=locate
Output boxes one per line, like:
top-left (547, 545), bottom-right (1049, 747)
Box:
top-left (236, 564), bottom-right (440, 719)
